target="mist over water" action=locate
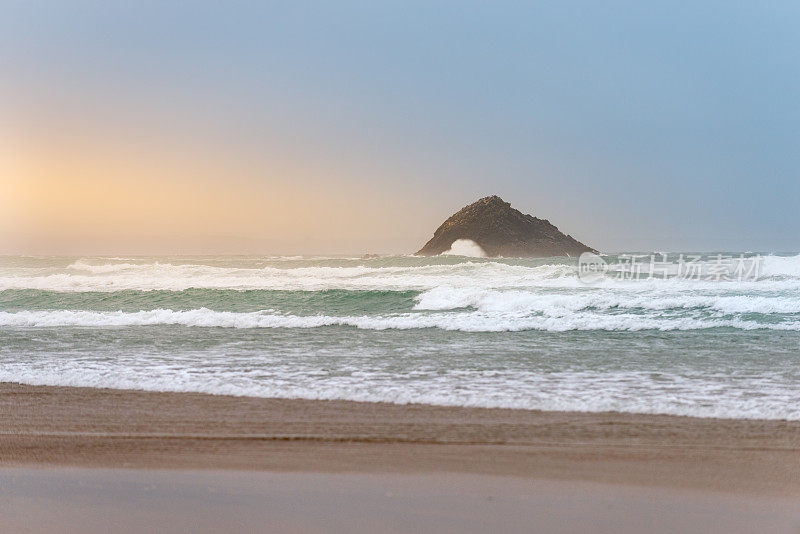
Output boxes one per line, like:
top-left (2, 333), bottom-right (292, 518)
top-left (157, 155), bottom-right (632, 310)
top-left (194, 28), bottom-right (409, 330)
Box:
top-left (1, 254), bottom-right (799, 419)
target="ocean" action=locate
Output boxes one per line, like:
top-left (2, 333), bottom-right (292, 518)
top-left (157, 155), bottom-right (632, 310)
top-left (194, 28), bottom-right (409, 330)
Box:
top-left (1, 253), bottom-right (799, 420)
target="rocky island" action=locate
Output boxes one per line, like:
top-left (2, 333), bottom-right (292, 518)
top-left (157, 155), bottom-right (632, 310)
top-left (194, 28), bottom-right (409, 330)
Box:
top-left (415, 195), bottom-right (596, 258)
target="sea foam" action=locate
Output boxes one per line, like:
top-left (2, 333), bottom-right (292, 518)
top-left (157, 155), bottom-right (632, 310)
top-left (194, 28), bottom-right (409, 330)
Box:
top-left (1, 308), bottom-right (798, 332)
top-left (1, 254), bottom-right (799, 292)
top-left (2, 254), bottom-right (800, 420)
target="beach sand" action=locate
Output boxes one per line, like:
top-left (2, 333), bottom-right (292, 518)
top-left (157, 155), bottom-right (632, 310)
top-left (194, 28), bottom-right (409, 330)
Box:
top-left (1, 382), bottom-right (799, 532)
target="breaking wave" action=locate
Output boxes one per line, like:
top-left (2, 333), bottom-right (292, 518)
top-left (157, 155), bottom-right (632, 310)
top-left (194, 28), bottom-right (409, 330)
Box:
top-left (1, 308), bottom-right (798, 332)
top-left (2, 254), bottom-right (800, 419)
top-left (0, 253), bottom-right (797, 292)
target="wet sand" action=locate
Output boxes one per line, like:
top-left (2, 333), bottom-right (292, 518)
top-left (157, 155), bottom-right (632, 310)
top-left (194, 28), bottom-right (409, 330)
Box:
top-left (2, 468), bottom-right (800, 534)
top-left (1, 382), bottom-right (798, 496)
top-left (2, 382), bottom-right (800, 532)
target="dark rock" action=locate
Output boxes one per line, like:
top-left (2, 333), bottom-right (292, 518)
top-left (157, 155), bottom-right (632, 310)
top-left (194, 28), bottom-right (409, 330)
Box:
top-left (415, 196), bottom-right (596, 257)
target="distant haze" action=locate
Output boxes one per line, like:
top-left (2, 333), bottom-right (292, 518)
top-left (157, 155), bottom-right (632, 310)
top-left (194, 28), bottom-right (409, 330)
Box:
top-left (2, 2), bottom-right (798, 254)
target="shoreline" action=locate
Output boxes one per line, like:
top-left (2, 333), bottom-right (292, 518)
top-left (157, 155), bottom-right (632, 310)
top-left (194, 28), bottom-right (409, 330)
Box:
top-left (2, 382), bottom-right (799, 497)
top-left (4, 469), bottom-right (800, 534)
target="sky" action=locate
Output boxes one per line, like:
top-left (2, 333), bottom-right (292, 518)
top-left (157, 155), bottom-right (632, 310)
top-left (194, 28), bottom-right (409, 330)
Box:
top-left (2, 1), bottom-right (798, 254)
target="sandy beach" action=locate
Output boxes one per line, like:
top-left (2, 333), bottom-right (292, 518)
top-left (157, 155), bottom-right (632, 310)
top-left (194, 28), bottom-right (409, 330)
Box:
top-left (1, 382), bottom-right (798, 490)
top-left (2, 383), bottom-right (800, 532)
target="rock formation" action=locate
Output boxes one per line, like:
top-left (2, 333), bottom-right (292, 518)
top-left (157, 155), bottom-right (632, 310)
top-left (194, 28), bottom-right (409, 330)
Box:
top-left (415, 196), bottom-right (596, 257)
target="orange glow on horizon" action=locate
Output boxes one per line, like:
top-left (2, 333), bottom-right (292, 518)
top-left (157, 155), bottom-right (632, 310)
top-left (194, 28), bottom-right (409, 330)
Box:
top-left (1, 126), bottom-right (427, 254)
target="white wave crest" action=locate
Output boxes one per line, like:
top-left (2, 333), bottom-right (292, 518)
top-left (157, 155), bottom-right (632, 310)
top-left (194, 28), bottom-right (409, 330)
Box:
top-left (1, 259), bottom-right (577, 292)
top-left (441, 239), bottom-right (486, 257)
top-left (1, 308), bottom-right (798, 332)
top-left (7, 255), bottom-right (800, 293)
top-left (413, 286), bottom-right (800, 315)
top-left (760, 254), bottom-right (800, 278)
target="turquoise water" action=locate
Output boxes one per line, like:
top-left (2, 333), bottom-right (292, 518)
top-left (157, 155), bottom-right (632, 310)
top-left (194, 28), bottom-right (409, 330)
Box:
top-left (1, 254), bottom-right (799, 419)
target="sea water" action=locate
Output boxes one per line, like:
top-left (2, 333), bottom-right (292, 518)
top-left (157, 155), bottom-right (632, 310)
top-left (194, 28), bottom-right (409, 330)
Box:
top-left (1, 253), bottom-right (799, 419)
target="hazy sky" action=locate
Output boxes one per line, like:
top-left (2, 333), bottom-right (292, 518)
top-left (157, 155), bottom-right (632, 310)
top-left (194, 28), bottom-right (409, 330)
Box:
top-left (2, 1), bottom-right (798, 254)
